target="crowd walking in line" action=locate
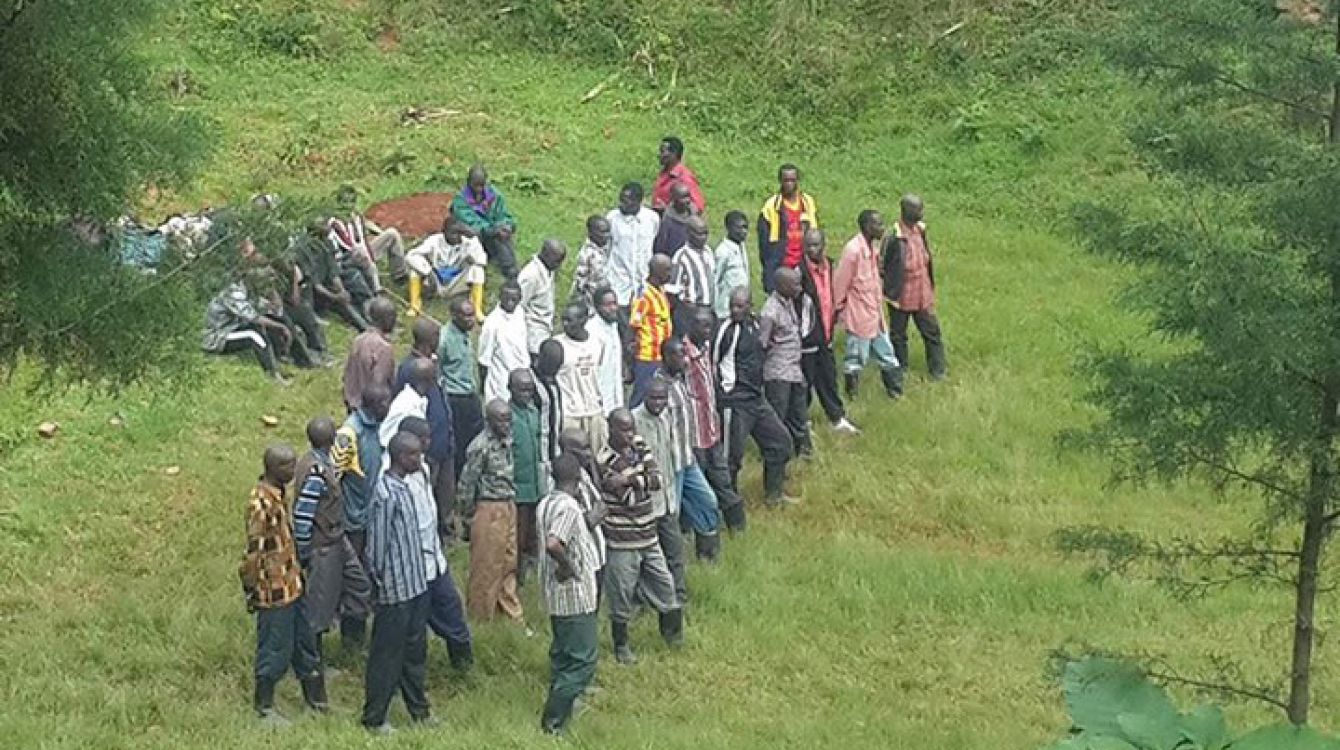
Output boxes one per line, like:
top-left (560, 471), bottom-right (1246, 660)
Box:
top-left (232, 135), bottom-right (948, 735)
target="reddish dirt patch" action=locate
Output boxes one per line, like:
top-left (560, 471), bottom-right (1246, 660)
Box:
top-left (375, 25), bottom-right (400, 52)
top-left (366, 191), bottom-right (455, 240)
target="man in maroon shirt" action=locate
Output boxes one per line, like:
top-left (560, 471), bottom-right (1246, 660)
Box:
top-left (651, 136), bottom-right (705, 215)
top-left (882, 194), bottom-right (946, 381)
top-left (799, 229), bottom-right (858, 434)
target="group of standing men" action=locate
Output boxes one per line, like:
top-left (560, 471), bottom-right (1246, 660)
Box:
top-left (236, 134), bottom-right (949, 736)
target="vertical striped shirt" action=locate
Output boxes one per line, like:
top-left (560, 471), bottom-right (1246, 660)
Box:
top-left (365, 472), bottom-right (428, 605)
top-left (655, 371), bottom-right (697, 473)
top-left (670, 244), bottom-right (717, 308)
top-left (537, 490), bottom-right (601, 617)
top-left (629, 284), bottom-right (672, 362)
top-left (682, 339), bottom-right (721, 449)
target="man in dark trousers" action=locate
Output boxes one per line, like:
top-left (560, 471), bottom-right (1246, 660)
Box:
top-left (883, 193), bottom-right (947, 381)
top-left (799, 228), bottom-right (859, 434)
top-left (757, 163), bottom-right (818, 293)
top-left (438, 296), bottom-right (484, 480)
top-left (396, 318), bottom-right (458, 541)
top-left (714, 286), bottom-right (796, 508)
top-left (361, 432), bottom-right (433, 733)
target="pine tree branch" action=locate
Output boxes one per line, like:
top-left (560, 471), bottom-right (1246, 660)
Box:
top-left (1145, 668), bottom-right (1291, 712)
top-left (1144, 58), bottom-right (1332, 121)
top-left (1184, 448), bottom-right (1304, 502)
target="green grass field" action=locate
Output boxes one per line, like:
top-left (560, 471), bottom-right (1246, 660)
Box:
top-left (0, 4), bottom-right (1335, 748)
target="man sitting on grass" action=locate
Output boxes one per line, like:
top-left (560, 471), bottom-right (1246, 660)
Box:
top-left (404, 217), bottom-right (487, 319)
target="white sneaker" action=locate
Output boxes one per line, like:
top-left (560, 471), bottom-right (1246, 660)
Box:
top-left (832, 418), bottom-right (860, 434)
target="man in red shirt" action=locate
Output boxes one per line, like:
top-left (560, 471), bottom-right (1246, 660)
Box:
top-left (651, 136), bottom-right (705, 215)
top-left (757, 163), bottom-right (818, 293)
top-left (800, 229), bottom-right (858, 434)
top-left (882, 194), bottom-right (946, 381)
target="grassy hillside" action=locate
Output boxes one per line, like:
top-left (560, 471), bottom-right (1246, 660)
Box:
top-left (1, 1), bottom-right (1334, 748)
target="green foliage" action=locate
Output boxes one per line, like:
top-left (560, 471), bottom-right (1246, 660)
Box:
top-left (1039, 657), bottom-right (1337, 750)
top-left (0, 0), bottom-right (207, 388)
top-left (204, 0), bottom-right (358, 59)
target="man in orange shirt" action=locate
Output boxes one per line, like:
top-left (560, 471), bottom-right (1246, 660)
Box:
top-left (627, 255), bottom-right (674, 407)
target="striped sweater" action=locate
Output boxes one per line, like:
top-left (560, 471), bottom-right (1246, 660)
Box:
top-left (598, 436), bottom-right (663, 550)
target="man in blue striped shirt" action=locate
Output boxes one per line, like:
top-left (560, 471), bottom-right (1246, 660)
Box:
top-left (361, 432), bottom-right (432, 733)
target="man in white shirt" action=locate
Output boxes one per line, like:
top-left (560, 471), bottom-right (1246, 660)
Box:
top-left (714, 211), bottom-right (751, 319)
top-left (605, 182), bottom-right (660, 321)
top-left (478, 280), bottom-right (531, 404)
top-left (669, 215), bottom-right (716, 335)
top-left (555, 300), bottom-right (608, 454)
top-left (404, 218), bottom-right (488, 319)
top-left (586, 287), bottom-right (625, 415)
top-left (380, 358), bottom-right (435, 449)
top-left (517, 239), bottom-right (568, 356)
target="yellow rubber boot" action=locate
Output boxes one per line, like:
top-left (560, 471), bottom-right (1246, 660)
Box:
top-left (470, 283), bottom-right (485, 323)
top-left (407, 274), bottom-right (422, 317)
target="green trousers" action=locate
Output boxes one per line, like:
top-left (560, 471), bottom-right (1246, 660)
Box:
top-left (542, 612), bottom-right (598, 732)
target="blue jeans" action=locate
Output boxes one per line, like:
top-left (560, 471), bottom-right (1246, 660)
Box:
top-left (427, 569), bottom-right (472, 666)
top-left (842, 330), bottom-right (900, 373)
top-left (628, 359), bottom-right (662, 408)
top-left (677, 465), bottom-right (719, 534)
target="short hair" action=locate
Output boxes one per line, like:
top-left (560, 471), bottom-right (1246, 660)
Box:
top-left (586, 214), bottom-right (607, 231)
top-left (449, 295), bottom-right (473, 315)
top-left (857, 209), bottom-right (880, 229)
top-left (551, 452), bottom-right (583, 484)
top-left (660, 336), bottom-right (683, 360)
top-left (501, 278), bottom-right (522, 293)
top-left (388, 431), bottom-right (421, 461)
top-left (778, 163), bottom-right (799, 178)
top-left (661, 136), bottom-right (685, 157)
top-left (724, 210), bottom-right (748, 227)
top-left (621, 181), bottom-right (644, 201)
top-left (398, 416), bottom-right (430, 440)
top-left (564, 298), bottom-right (590, 318)
top-left (592, 286), bottom-right (616, 305)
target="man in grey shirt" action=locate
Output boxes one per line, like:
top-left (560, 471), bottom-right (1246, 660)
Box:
top-left (758, 267), bottom-right (813, 457)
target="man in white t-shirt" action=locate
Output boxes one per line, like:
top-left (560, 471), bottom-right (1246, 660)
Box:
top-left (478, 280), bottom-right (531, 404)
top-left (585, 286), bottom-right (625, 416)
top-left (554, 300), bottom-right (608, 454)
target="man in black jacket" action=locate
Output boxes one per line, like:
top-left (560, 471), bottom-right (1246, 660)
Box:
top-left (798, 229), bottom-right (859, 434)
top-left (714, 286), bottom-right (796, 507)
top-left (882, 194), bottom-right (946, 381)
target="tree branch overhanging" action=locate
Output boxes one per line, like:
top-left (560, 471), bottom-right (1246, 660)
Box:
top-left (1183, 448), bottom-right (1305, 503)
top-left (1142, 58), bottom-right (1333, 122)
top-left (1145, 667), bottom-right (1291, 712)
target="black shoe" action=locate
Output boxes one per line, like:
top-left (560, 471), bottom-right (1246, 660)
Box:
top-left (299, 672), bottom-right (329, 713)
top-left (658, 609), bottom-right (684, 648)
top-left (254, 678), bottom-right (287, 722)
top-left (880, 368), bottom-right (903, 399)
top-left (612, 621), bottom-right (636, 664)
top-left (721, 502), bottom-right (747, 533)
top-left (448, 642), bottom-right (475, 672)
top-left (695, 533), bottom-right (721, 563)
top-left (844, 372), bottom-right (860, 399)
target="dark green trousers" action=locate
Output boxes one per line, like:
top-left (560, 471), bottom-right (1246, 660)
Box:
top-left (542, 612), bottom-right (598, 732)
top-left (254, 598), bottom-right (321, 684)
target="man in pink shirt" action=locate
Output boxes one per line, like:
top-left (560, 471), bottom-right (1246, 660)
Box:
top-left (651, 136), bottom-right (705, 215)
top-left (833, 210), bottom-right (902, 400)
top-left (883, 194), bottom-right (946, 381)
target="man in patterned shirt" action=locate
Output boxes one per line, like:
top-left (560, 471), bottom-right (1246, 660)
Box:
top-left (600, 408), bottom-right (682, 664)
top-left (537, 453), bottom-right (603, 735)
top-left (684, 307), bottom-right (747, 531)
top-left (458, 399), bottom-right (524, 623)
top-left (627, 255), bottom-right (674, 407)
top-left (239, 443), bottom-right (325, 723)
top-left (883, 194), bottom-right (947, 381)
top-left (570, 214), bottom-right (612, 306)
top-left (669, 215), bottom-right (716, 336)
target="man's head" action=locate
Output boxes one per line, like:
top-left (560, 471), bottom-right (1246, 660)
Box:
top-left (442, 218), bottom-right (467, 245)
top-left (535, 338), bottom-right (565, 380)
top-left (685, 215), bottom-right (708, 250)
top-left (412, 318), bottom-right (440, 356)
top-left (618, 182), bottom-right (644, 216)
top-left (774, 267), bottom-right (801, 300)
top-left (451, 295), bottom-right (476, 332)
top-left (484, 398), bottom-right (512, 438)
top-left (586, 215), bottom-right (611, 247)
top-left (263, 443), bottom-right (298, 486)
top-left (306, 215), bottom-right (330, 239)
top-left (562, 300), bottom-right (590, 340)
top-left (858, 210), bottom-right (885, 242)
top-left (551, 452), bottom-right (583, 491)
top-left (306, 416), bottom-right (337, 451)
top-left (362, 383), bottom-right (393, 422)
top-left (670, 182), bottom-right (693, 215)
top-left (689, 306), bottom-right (716, 346)
top-left (900, 194), bottom-right (924, 224)
top-left (658, 136), bottom-right (685, 169)
top-left (335, 184), bottom-right (358, 212)
top-left (387, 431), bottom-right (423, 477)
top-left (409, 357), bottom-right (438, 396)
top-left (661, 336), bottom-right (687, 376)
top-left (593, 287), bottom-right (619, 324)
top-left (368, 297), bottom-right (397, 335)
top-left (607, 408), bottom-right (637, 451)
top-left (803, 228), bottom-right (826, 263)
top-left (725, 210), bottom-right (749, 244)
top-left (398, 416), bottom-right (432, 455)
top-left (508, 367), bottom-right (537, 407)
top-left (499, 279), bottom-right (523, 313)
top-left (729, 286), bottom-right (752, 323)
top-left (778, 163), bottom-right (800, 198)
top-left (467, 164), bottom-right (489, 194)
top-left (648, 254), bottom-right (673, 287)
top-left (539, 239), bottom-right (568, 272)
top-left (644, 378), bottom-right (670, 417)
top-left (558, 426), bottom-right (592, 466)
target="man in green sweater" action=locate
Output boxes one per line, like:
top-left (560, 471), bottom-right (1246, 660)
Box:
top-left (509, 368), bottom-right (545, 585)
top-left (450, 164), bottom-right (518, 279)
